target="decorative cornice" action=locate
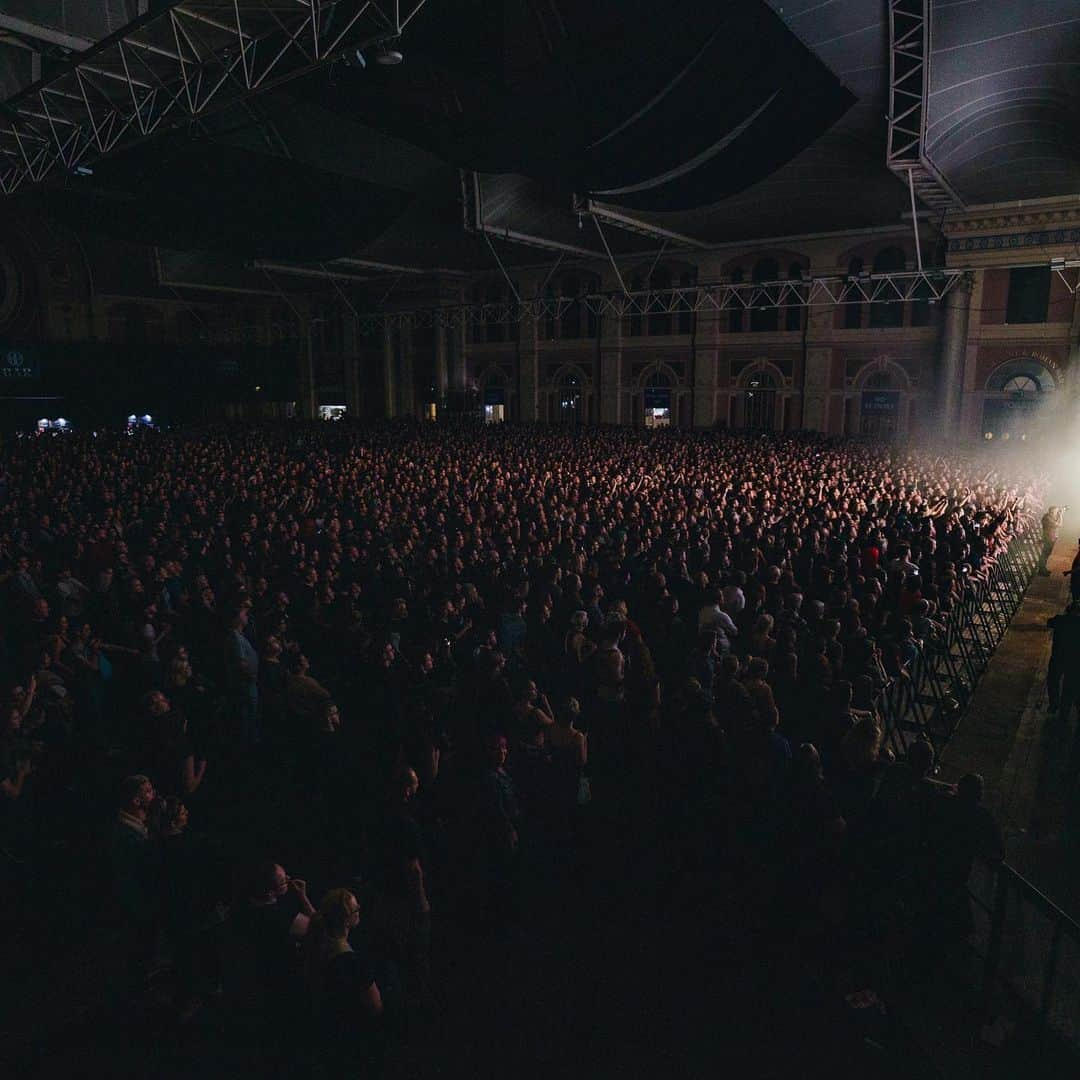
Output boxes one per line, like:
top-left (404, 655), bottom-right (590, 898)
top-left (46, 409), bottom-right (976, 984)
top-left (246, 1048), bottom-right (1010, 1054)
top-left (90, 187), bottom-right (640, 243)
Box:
top-left (947, 227), bottom-right (1080, 254)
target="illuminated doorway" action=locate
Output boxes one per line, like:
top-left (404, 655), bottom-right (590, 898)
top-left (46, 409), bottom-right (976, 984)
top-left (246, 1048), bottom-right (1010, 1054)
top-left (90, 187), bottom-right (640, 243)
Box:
top-left (643, 370), bottom-right (672, 427)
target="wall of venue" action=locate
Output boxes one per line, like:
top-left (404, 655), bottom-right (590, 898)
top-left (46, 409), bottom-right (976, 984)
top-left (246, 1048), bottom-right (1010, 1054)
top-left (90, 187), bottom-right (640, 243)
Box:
top-left (456, 197), bottom-right (1080, 441)
top-left (2, 198), bottom-right (1079, 439)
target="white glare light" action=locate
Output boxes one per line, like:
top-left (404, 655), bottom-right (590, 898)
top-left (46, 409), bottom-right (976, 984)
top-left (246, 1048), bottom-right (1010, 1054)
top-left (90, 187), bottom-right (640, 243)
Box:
top-left (143, 415), bottom-right (152, 422)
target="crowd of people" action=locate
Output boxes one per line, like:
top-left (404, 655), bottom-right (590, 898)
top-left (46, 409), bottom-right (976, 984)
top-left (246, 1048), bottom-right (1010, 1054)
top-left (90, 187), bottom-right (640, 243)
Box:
top-left (0, 421), bottom-right (1039, 1074)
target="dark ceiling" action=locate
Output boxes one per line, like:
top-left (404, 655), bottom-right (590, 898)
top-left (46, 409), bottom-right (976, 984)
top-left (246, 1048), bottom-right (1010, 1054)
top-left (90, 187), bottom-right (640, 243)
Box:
top-left (1, 0), bottom-right (1079, 282)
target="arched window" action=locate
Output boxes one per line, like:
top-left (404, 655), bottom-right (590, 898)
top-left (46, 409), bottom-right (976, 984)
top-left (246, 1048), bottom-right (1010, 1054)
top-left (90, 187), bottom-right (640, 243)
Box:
top-left (785, 263), bottom-right (804, 332)
top-left (844, 257), bottom-right (865, 329)
top-left (1001, 375), bottom-right (1039, 394)
top-left (751, 258), bottom-right (779, 332)
top-left (870, 247), bottom-right (906, 328)
top-left (865, 370), bottom-right (895, 390)
top-left (982, 358), bottom-right (1056, 441)
top-left (648, 266), bottom-right (673, 336)
top-left (743, 370), bottom-right (777, 430)
top-left (729, 266), bottom-right (745, 333)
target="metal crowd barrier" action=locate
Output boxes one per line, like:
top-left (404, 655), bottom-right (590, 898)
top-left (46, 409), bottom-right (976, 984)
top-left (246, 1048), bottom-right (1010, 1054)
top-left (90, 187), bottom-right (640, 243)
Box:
top-left (969, 857), bottom-right (1080, 1057)
top-left (877, 523), bottom-right (1043, 760)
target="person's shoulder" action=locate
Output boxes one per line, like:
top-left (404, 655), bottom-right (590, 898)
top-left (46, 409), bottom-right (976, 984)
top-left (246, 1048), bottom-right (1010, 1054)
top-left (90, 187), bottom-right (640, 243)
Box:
top-left (330, 946), bottom-right (376, 989)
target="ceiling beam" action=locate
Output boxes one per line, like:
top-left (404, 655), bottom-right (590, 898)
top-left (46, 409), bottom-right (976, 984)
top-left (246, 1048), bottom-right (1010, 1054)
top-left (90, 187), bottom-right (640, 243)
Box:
top-left (576, 197), bottom-right (709, 250)
top-left (332, 256), bottom-right (468, 277)
top-left (0, 14), bottom-right (93, 53)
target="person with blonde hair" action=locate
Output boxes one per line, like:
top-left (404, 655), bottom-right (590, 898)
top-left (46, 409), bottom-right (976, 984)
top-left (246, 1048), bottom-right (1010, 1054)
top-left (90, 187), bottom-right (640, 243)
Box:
top-left (304, 888), bottom-right (384, 1072)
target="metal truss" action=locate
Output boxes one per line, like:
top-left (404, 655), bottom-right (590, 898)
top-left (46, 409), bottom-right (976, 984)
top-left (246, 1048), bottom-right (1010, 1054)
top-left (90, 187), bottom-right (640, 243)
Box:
top-left (352, 268), bottom-right (965, 334)
top-left (1051, 259), bottom-right (1080, 295)
top-left (0, 1), bottom-right (429, 195)
top-left (573, 196), bottom-right (709, 250)
top-left (886, 0), bottom-right (963, 211)
top-left (461, 169), bottom-right (604, 260)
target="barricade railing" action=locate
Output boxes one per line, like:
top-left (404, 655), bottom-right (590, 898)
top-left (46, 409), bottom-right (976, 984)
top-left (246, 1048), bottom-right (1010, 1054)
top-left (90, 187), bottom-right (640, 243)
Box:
top-left (969, 858), bottom-right (1080, 1057)
top-left (875, 522), bottom-right (1043, 758)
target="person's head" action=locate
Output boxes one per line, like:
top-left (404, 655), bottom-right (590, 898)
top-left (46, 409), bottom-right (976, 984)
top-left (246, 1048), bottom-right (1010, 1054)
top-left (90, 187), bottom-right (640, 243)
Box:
top-left (251, 861), bottom-right (290, 903)
top-left (514, 677), bottom-right (538, 705)
top-left (142, 690), bottom-right (170, 717)
top-left (152, 796), bottom-right (188, 836)
top-left (745, 657), bottom-right (769, 682)
top-left (559, 697), bottom-right (581, 726)
top-left (313, 888), bottom-right (361, 941)
top-left (487, 733), bottom-right (509, 770)
top-left (392, 765), bottom-right (419, 805)
top-left (842, 715), bottom-right (884, 770)
top-left (319, 701), bottom-right (341, 732)
top-left (120, 774), bottom-right (155, 816)
top-left (229, 606), bottom-right (248, 631)
top-left (570, 610), bottom-right (588, 633)
top-left (168, 656), bottom-right (192, 686)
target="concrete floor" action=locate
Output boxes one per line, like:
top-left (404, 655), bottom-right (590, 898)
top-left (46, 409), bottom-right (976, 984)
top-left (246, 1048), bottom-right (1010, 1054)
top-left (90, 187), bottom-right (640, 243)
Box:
top-left (939, 531), bottom-right (1080, 919)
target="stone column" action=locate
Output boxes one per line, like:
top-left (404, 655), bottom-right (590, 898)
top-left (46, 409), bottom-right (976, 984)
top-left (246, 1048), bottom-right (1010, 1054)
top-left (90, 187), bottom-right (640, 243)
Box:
top-left (518, 313), bottom-right (541, 421)
top-left (939, 274), bottom-right (972, 436)
top-left (802, 347), bottom-right (832, 432)
top-left (693, 309), bottom-right (721, 427)
top-left (382, 326), bottom-right (397, 419)
top-left (598, 310), bottom-right (623, 424)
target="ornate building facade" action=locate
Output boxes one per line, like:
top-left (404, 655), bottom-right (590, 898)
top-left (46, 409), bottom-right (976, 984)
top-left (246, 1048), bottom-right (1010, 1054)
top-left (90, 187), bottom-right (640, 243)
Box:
top-left (2, 196), bottom-right (1079, 440)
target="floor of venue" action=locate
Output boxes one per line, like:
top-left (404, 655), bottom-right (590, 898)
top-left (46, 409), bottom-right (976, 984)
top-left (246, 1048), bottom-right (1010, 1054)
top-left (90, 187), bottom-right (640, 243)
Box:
top-left (940, 531), bottom-right (1080, 918)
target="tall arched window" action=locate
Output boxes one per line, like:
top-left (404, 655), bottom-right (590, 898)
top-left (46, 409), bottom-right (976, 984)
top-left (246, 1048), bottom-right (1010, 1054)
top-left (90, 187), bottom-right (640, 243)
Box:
top-left (844, 258), bottom-right (865, 329)
top-left (870, 247), bottom-right (906, 328)
top-left (751, 258), bottom-right (779, 332)
top-left (785, 263), bottom-right (804, 332)
top-left (982, 358), bottom-right (1056, 441)
top-left (729, 267), bottom-right (745, 333)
